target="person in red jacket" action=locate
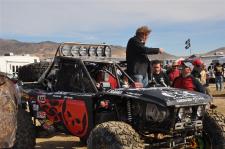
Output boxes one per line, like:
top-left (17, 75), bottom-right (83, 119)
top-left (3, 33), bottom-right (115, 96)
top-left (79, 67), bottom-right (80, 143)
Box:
top-left (168, 61), bottom-right (180, 84)
top-left (172, 61), bottom-right (205, 93)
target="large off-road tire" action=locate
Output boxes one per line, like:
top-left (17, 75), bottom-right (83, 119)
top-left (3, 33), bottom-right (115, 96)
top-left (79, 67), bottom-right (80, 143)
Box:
top-left (203, 110), bottom-right (225, 149)
top-left (87, 121), bottom-right (144, 149)
top-left (13, 109), bottom-right (36, 149)
top-left (18, 62), bottom-right (50, 82)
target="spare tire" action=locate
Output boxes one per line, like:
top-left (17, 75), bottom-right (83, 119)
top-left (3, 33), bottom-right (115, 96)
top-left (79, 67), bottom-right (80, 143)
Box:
top-left (18, 62), bottom-right (50, 82)
top-left (0, 75), bottom-right (17, 148)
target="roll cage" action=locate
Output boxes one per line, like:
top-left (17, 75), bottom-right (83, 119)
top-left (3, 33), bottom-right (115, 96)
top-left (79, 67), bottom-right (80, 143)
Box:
top-left (38, 43), bottom-right (135, 93)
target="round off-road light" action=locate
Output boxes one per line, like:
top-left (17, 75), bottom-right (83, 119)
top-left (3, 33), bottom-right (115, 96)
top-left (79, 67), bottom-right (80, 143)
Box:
top-left (96, 46), bottom-right (103, 57)
top-left (61, 45), bottom-right (71, 56)
top-left (79, 46), bottom-right (88, 56)
top-left (178, 108), bottom-right (185, 120)
top-left (89, 46), bottom-right (96, 57)
top-left (71, 45), bottom-right (80, 56)
top-left (104, 46), bottom-right (111, 57)
top-left (197, 106), bottom-right (204, 117)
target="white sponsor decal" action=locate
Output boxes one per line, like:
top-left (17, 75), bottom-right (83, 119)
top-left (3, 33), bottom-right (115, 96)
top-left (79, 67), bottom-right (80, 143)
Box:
top-left (126, 92), bottom-right (142, 96)
top-left (109, 90), bottom-right (123, 94)
top-left (37, 95), bottom-right (46, 104)
top-left (161, 90), bottom-right (204, 102)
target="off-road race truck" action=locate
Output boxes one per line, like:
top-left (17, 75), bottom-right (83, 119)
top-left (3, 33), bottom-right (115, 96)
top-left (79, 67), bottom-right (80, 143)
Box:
top-left (20, 42), bottom-right (225, 149)
top-left (0, 73), bottom-right (35, 148)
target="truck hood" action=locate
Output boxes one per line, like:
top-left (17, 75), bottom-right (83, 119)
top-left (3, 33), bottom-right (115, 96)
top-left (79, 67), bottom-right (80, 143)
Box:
top-left (108, 87), bottom-right (212, 107)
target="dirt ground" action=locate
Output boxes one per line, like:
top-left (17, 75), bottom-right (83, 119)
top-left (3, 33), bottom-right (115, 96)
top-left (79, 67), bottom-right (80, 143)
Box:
top-left (35, 84), bottom-right (225, 149)
top-left (35, 134), bottom-right (85, 149)
top-left (208, 84), bottom-right (225, 114)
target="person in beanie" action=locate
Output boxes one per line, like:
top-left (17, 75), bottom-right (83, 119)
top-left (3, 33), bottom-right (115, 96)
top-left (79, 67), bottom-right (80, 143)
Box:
top-left (172, 61), bottom-right (205, 93)
top-left (191, 59), bottom-right (203, 81)
top-left (126, 26), bottom-right (164, 87)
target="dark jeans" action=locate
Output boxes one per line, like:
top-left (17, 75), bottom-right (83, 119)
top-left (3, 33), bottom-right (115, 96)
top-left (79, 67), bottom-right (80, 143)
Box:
top-left (215, 75), bottom-right (224, 91)
top-left (133, 74), bottom-right (148, 87)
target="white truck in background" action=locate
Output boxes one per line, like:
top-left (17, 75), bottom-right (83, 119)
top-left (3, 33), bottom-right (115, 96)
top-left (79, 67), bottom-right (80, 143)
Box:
top-left (218, 56), bottom-right (225, 66)
top-left (0, 53), bottom-right (40, 77)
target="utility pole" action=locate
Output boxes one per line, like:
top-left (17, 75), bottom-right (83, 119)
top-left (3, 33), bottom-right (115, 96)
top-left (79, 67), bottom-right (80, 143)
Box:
top-left (185, 38), bottom-right (191, 56)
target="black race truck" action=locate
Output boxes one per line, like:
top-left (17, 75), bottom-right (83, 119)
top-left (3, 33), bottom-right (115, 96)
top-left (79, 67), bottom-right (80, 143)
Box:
top-left (21, 42), bottom-right (225, 149)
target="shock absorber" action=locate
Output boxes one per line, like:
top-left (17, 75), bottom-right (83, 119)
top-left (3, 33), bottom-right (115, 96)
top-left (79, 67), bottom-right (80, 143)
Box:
top-left (127, 100), bottom-right (132, 123)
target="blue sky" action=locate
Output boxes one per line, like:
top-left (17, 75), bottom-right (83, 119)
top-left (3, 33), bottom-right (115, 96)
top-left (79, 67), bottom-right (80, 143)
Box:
top-left (0, 0), bottom-right (225, 56)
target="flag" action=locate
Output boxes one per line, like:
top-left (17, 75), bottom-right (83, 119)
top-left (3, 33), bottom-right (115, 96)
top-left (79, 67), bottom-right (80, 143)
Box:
top-left (185, 38), bottom-right (191, 49)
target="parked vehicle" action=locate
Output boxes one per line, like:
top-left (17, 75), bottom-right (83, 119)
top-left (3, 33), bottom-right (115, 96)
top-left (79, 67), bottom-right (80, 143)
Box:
top-left (0, 53), bottom-right (40, 77)
top-left (218, 56), bottom-right (225, 67)
top-left (20, 42), bottom-right (225, 149)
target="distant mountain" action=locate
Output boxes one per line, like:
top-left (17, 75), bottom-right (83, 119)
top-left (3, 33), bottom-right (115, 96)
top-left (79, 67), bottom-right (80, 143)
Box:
top-left (203, 47), bottom-right (225, 56)
top-left (0, 39), bottom-right (129, 59)
top-left (0, 39), bottom-right (177, 60)
top-left (0, 39), bottom-right (59, 59)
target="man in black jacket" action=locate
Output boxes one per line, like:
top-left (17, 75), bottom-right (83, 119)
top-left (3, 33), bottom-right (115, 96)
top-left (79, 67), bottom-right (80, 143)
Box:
top-left (151, 60), bottom-right (170, 87)
top-left (126, 26), bottom-right (163, 87)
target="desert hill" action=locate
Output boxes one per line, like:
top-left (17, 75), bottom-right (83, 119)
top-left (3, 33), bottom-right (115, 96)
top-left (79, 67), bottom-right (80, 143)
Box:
top-left (1, 39), bottom-right (223, 60)
top-left (0, 39), bottom-right (59, 58)
top-left (0, 39), bottom-right (176, 60)
top-left (203, 47), bottom-right (225, 56)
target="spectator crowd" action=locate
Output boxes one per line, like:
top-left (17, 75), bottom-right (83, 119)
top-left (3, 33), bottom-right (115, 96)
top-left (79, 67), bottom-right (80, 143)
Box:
top-left (126, 25), bottom-right (224, 96)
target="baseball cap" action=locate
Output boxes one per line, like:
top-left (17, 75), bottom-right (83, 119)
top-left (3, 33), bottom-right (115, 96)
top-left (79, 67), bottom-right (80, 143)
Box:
top-left (192, 59), bottom-right (203, 66)
top-left (182, 61), bottom-right (194, 70)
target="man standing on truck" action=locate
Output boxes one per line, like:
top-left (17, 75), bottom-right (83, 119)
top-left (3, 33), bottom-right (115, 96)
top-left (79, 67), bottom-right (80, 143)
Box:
top-left (126, 26), bottom-right (163, 87)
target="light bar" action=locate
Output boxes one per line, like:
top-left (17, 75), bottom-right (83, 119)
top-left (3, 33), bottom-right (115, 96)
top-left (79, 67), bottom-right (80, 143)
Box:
top-left (60, 43), bottom-right (111, 58)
